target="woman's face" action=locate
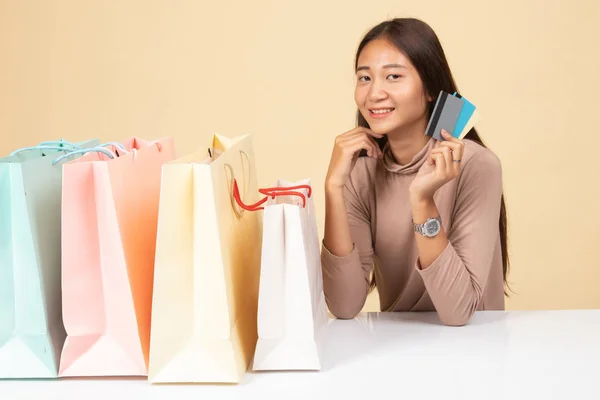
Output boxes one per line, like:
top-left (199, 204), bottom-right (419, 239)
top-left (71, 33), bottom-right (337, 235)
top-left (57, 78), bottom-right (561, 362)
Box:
top-left (354, 38), bottom-right (431, 136)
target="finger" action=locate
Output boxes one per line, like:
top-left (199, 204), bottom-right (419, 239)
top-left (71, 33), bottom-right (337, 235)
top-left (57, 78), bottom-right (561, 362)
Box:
top-left (436, 142), bottom-right (459, 166)
top-left (342, 135), bottom-right (380, 158)
top-left (441, 129), bottom-right (462, 143)
top-left (347, 133), bottom-right (383, 157)
top-left (432, 153), bottom-right (446, 173)
top-left (359, 135), bottom-right (383, 158)
top-left (337, 130), bottom-right (365, 144)
top-left (439, 134), bottom-right (464, 158)
top-left (438, 138), bottom-right (461, 152)
top-left (428, 148), bottom-right (446, 168)
top-left (429, 146), bottom-right (454, 159)
top-left (344, 126), bottom-right (384, 139)
top-left (359, 127), bottom-right (385, 139)
top-left (335, 128), bottom-right (382, 148)
top-left (451, 155), bottom-right (461, 175)
top-left (427, 152), bottom-right (436, 165)
top-left (339, 130), bottom-right (383, 148)
top-left (343, 140), bottom-right (373, 158)
top-left (431, 145), bottom-right (453, 174)
top-left (439, 143), bottom-right (463, 175)
top-left (429, 147), bottom-right (450, 154)
top-left (340, 131), bottom-right (380, 148)
top-left (441, 145), bottom-right (453, 175)
top-left (439, 135), bottom-right (463, 172)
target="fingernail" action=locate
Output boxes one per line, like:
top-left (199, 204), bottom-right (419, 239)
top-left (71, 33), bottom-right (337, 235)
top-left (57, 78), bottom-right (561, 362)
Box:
top-left (441, 130), bottom-right (450, 136)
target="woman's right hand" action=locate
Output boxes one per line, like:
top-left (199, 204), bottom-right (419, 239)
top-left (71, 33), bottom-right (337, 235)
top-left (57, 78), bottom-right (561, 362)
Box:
top-left (325, 127), bottom-right (384, 190)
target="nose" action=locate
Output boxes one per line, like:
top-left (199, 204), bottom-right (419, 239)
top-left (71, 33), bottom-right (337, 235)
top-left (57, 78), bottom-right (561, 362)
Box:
top-left (367, 78), bottom-right (388, 102)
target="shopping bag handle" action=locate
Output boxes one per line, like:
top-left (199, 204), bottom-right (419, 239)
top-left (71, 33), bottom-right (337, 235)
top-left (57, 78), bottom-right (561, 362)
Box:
top-left (98, 142), bottom-right (127, 152)
top-left (259, 184), bottom-right (312, 198)
top-left (38, 139), bottom-right (81, 150)
top-left (232, 179), bottom-right (310, 211)
top-left (93, 141), bottom-right (162, 160)
top-left (51, 147), bottom-right (116, 165)
top-left (9, 144), bottom-right (80, 156)
top-left (11, 141), bottom-right (126, 157)
top-left (96, 141), bottom-right (134, 158)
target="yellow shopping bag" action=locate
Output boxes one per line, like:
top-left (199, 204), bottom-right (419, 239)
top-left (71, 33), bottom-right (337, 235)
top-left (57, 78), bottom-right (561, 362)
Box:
top-left (148, 134), bottom-right (262, 384)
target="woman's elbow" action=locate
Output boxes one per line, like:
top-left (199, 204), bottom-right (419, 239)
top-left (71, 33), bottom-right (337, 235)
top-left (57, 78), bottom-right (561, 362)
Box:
top-left (325, 295), bottom-right (365, 320)
top-left (438, 308), bottom-right (475, 327)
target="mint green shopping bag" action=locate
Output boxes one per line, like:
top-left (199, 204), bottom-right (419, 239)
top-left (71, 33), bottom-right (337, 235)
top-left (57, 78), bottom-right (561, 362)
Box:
top-left (0, 139), bottom-right (99, 379)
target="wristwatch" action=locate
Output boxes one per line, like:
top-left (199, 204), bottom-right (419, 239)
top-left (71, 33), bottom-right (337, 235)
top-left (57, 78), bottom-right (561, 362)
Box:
top-left (413, 215), bottom-right (442, 238)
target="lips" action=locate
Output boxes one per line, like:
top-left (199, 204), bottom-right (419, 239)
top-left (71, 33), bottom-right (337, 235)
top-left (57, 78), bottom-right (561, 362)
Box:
top-left (368, 108), bottom-right (395, 118)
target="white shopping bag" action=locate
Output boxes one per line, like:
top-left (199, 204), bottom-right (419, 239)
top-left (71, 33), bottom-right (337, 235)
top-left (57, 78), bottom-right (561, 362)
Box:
top-left (251, 179), bottom-right (328, 371)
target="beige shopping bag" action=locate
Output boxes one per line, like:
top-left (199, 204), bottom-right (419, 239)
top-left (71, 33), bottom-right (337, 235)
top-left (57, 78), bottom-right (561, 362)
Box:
top-left (148, 134), bottom-right (262, 384)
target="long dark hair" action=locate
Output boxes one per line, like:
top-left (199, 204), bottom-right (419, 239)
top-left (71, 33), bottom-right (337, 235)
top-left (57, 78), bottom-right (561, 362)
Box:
top-left (355, 18), bottom-right (510, 295)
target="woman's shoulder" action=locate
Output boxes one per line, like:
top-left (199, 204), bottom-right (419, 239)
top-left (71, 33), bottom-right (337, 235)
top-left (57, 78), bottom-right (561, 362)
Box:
top-left (462, 138), bottom-right (502, 172)
top-left (459, 139), bottom-right (503, 188)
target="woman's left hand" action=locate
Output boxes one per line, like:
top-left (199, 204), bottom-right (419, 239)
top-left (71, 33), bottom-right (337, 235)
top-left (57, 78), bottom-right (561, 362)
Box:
top-left (409, 130), bottom-right (465, 203)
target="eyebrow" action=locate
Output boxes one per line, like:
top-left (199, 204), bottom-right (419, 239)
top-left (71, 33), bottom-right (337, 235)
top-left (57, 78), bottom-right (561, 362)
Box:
top-left (356, 63), bottom-right (407, 72)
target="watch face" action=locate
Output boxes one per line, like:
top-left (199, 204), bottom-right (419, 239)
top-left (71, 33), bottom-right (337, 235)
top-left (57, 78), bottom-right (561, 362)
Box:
top-left (424, 219), bottom-right (440, 237)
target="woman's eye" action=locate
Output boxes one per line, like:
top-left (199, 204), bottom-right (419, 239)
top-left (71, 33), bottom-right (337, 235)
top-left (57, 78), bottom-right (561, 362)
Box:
top-left (387, 74), bottom-right (402, 80)
top-left (358, 76), bottom-right (370, 82)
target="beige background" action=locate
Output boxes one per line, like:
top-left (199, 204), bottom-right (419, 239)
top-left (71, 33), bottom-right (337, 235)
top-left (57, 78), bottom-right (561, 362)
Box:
top-left (1, 0), bottom-right (599, 311)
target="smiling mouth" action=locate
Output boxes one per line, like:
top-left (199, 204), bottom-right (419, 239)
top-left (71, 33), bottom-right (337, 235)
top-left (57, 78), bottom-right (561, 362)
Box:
top-left (369, 108), bottom-right (395, 117)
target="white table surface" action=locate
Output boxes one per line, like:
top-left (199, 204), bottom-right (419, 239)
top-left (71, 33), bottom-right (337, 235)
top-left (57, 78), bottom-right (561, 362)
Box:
top-left (1, 310), bottom-right (599, 400)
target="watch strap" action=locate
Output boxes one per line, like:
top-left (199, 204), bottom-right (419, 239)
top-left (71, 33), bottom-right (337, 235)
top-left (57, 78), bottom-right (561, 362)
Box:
top-left (413, 215), bottom-right (441, 235)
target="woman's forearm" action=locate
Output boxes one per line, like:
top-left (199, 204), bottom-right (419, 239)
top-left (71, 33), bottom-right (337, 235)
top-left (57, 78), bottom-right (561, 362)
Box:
top-left (323, 185), bottom-right (354, 256)
top-left (410, 196), bottom-right (449, 268)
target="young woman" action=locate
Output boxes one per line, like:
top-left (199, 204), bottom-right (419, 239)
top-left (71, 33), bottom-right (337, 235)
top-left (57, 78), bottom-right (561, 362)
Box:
top-left (321, 18), bottom-right (509, 326)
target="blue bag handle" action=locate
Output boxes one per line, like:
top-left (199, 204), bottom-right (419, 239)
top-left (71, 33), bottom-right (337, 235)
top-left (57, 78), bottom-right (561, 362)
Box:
top-left (10, 145), bottom-right (80, 156)
top-left (38, 139), bottom-right (81, 150)
top-left (51, 147), bottom-right (116, 165)
top-left (98, 142), bottom-right (127, 152)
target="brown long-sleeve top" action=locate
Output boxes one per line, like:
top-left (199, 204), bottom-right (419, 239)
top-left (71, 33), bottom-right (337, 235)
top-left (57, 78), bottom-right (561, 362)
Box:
top-left (321, 137), bottom-right (505, 326)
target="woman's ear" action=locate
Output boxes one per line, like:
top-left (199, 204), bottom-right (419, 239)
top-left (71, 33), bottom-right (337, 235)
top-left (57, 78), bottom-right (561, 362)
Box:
top-left (423, 89), bottom-right (433, 103)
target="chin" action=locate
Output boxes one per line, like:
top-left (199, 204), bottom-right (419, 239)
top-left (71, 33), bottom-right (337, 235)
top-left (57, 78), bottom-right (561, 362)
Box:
top-left (367, 119), bottom-right (403, 136)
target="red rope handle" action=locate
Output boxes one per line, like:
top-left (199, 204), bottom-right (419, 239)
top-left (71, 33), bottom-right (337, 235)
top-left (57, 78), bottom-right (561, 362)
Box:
top-left (261, 190), bottom-right (307, 208)
top-left (232, 179), bottom-right (311, 211)
top-left (233, 180), bottom-right (269, 211)
top-left (259, 184), bottom-right (312, 198)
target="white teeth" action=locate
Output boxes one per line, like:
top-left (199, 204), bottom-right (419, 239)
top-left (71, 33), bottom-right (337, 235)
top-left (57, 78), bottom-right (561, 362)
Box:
top-left (372, 109), bottom-right (393, 114)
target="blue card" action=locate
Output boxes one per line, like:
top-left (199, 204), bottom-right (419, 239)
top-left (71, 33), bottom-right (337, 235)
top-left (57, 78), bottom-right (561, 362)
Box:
top-left (452, 92), bottom-right (476, 138)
